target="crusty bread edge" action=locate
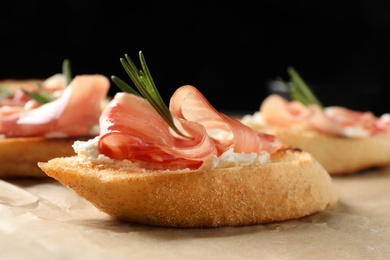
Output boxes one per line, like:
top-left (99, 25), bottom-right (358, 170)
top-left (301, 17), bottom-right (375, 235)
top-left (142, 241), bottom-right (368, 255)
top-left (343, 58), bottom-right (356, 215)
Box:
top-left (247, 125), bottom-right (390, 175)
top-left (38, 147), bottom-right (339, 228)
top-left (0, 136), bottom-right (93, 178)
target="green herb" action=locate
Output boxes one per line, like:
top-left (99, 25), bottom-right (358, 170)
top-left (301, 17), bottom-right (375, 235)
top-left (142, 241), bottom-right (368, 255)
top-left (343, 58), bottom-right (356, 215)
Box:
top-left (277, 66), bottom-right (323, 108)
top-left (62, 59), bottom-right (72, 86)
top-left (22, 59), bottom-right (73, 104)
top-left (111, 51), bottom-right (190, 138)
top-left (0, 85), bottom-right (14, 100)
top-left (22, 83), bottom-right (54, 104)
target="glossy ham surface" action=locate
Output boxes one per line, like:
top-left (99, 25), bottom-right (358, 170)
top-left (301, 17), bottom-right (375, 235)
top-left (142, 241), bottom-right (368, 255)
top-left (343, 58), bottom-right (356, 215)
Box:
top-left (98, 85), bottom-right (281, 169)
top-left (0, 74), bottom-right (110, 138)
top-left (260, 94), bottom-right (390, 137)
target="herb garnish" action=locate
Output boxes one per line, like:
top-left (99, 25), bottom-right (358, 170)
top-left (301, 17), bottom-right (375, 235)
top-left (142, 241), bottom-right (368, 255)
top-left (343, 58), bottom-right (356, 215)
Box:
top-left (62, 59), bottom-right (72, 86)
top-left (0, 85), bottom-right (14, 100)
top-left (111, 51), bottom-right (190, 138)
top-left (277, 66), bottom-right (323, 108)
top-left (22, 59), bottom-right (73, 104)
top-left (22, 83), bottom-right (54, 104)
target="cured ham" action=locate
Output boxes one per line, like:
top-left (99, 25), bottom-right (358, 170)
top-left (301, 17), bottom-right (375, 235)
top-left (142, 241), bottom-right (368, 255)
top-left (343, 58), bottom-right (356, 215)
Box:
top-left (260, 94), bottom-right (390, 137)
top-left (0, 74), bottom-right (65, 108)
top-left (98, 85), bottom-right (281, 169)
top-left (0, 75), bottom-right (110, 138)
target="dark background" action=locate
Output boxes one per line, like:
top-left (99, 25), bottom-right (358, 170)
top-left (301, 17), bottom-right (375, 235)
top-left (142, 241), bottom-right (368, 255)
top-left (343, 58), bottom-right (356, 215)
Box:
top-left (1, 1), bottom-right (389, 115)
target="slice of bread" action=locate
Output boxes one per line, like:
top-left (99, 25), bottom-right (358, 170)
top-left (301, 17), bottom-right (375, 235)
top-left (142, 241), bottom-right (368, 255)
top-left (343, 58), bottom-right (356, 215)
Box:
top-left (0, 136), bottom-right (93, 178)
top-left (240, 91), bottom-right (390, 175)
top-left (38, 146), bottom-right (339, 228)
top-left (0, 76), bottom-right (109, 178)
top-left (263, 126), bottom-right (390, 175)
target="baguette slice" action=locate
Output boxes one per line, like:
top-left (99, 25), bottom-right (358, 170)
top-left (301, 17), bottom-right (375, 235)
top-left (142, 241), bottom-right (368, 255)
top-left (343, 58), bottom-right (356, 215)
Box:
top-left (1, 79), bottom-right (48, 178)
top-left (0, 136), bottom-right (91, 178)
top-left (0, 76), bottom-right (110, 178)
top-left (38, 146), bottom-right (339, 228)
top-left (259, 126), bottom-right (390, 175)
top-left (241, 91), bottom-right (390, 175)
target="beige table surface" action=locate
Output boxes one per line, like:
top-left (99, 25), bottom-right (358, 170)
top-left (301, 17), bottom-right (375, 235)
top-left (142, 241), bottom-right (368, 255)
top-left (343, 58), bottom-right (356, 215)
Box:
top-left (1, 167), bottom-right (390, 260)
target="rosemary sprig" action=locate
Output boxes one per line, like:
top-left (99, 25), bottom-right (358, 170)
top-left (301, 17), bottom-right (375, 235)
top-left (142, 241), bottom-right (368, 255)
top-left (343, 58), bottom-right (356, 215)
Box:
top-left (277, 66), bottom-right (323, 108)
top-left (62, 59), bottom-right (72, 86)
top-left (22, 59), bottom-right (73, 104)
top-left (111, 51), bottom-right (190, 138)
top-left (22, 83), bottom-right (54, 104)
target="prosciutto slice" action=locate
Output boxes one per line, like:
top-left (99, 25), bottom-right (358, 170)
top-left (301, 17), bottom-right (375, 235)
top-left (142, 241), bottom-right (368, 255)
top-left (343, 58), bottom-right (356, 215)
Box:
top-left (98, 85), bottom-right (281, 169)
top-left (260, 94), bottom-right (390, 137)
top-left (0, 75), bottom-right (110, 137)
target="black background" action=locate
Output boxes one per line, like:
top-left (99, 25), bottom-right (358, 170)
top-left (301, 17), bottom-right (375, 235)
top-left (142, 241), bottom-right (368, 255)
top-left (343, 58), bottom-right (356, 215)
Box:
top-left (1, 1), bottom-right (390, 115)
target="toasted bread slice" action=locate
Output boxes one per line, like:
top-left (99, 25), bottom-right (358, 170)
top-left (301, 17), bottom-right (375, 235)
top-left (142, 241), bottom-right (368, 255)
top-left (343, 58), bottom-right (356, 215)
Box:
top-left (241, 92), bottom-right (390, 175)
top-left (261, 127), bottom-right (390, 175)
top-left (38, 146), bottom-right (339, 228)
top-left (0, 77), bottom-right (109, 178)
top-left (0, 136), bottom-right (92, 178)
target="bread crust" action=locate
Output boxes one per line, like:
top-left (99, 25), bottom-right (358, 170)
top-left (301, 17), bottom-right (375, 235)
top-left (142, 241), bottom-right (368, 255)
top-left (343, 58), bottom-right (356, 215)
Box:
top-left (0, 79), bottom-right (43, 88)
top-left (38, 147), bottom-right (339, 228)
top-left (0, 136), bottom-right (92, 178)
top-left (244, 123), bottom-right (390, 175)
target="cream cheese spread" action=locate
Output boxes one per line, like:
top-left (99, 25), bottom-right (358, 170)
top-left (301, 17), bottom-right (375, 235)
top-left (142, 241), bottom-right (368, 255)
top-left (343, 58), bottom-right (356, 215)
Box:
top-left (73, 136), bottom-right (271, 170)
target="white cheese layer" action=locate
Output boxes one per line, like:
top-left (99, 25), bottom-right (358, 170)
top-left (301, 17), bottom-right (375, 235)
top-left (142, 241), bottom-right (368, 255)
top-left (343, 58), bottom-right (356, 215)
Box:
top-left (73, 136), bottom-right (271, 170)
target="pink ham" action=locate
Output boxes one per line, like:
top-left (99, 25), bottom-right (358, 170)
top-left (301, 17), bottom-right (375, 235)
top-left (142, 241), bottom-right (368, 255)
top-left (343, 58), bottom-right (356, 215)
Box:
top-left (260, 94), bottom-right (390, 136)
top-left (170, 85), bottom-right (281, 154)
top-left (0, 75), bottom-right (110, 137)
top-left (98, 85), bottom-right (281, 170)
top-left (325, 106), bottom-right (390, 135)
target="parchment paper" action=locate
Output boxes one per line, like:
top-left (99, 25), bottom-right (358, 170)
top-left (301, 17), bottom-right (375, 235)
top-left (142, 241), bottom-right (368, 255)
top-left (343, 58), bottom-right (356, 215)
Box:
top-left (1, 167), bottom-right (390, 260)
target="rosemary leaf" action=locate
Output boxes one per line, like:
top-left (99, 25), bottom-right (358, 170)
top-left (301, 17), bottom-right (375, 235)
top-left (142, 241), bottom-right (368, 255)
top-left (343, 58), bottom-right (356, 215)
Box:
top-left (21, 59), bottom-right (73, 104)
top-left (111, 76), bottom-right (140, 96)
top-left (22, 83), bottom-right (54, 104)
top-left (287, 66), bottom-right (323, 107)
top-left (62, 59), bottom-right (73, 86)
top-left (112, 51), bottom-right (190, 138)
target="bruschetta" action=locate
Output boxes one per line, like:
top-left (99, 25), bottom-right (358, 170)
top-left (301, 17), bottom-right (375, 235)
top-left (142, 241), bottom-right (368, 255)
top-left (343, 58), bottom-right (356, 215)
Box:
top-left (0, 65), bottom-right (110, 178)
top-left (241, 67), bottom-right (390, 175)
top-left (38, 52), bottom-right (339, 228)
